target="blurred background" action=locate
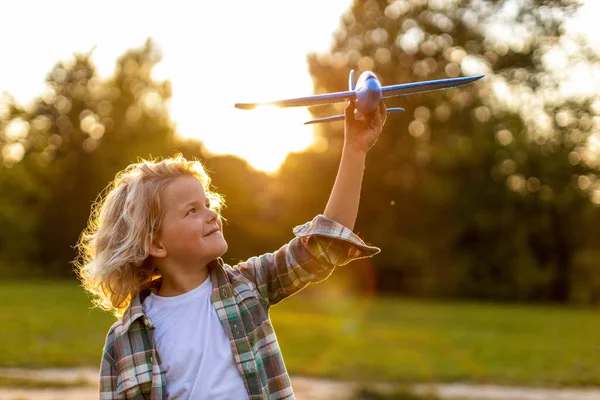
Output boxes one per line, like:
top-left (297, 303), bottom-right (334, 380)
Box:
top-left (1, 0), bottom-right (599, 396)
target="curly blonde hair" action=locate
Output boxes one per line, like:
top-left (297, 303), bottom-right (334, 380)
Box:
top-left (74, 154), bottom-right (224, 317)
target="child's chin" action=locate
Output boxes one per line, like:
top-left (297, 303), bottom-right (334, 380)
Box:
top-left (217, 241), bottom-right (228, 255)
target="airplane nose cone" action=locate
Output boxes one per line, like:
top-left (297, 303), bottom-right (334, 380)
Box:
top-left (355, 76), bottom-right (382, 115)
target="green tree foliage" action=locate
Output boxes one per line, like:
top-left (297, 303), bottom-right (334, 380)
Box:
top-left (299, 0), bottom-right (600, 303)
top-left (0, 40), bottom-right (176, 275)
top-left (2, 2), bottom-right (599, 307)
top-left (0, 39), bottom-right (274, 277)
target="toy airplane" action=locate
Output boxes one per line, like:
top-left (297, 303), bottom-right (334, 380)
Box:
top-left (235, 70), bottom-right (484, 124)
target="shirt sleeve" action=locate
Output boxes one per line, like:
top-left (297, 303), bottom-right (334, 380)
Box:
top-left (236, 214), bottom-right (380, 307)
top-left (99, 332), bottom-right (125, 399)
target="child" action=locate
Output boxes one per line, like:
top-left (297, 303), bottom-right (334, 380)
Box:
top-left (75, 100), bottom-right (387, 399)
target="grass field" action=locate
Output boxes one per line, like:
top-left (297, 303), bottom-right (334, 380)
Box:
top-left (1, 280), bottom-right (598, 387)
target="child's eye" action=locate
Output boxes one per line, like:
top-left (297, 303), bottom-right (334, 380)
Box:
top-left (187, 208), bottom-right (196, 215)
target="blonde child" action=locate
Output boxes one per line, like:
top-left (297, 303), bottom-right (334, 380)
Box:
top-left (75, 100), bottom-right (387, 399)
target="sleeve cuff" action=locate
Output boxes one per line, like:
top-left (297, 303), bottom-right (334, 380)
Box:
top-left (292, 214), bottom-right (381, 264)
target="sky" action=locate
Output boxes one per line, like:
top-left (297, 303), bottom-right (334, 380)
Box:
top-left (0, 0), bottom-right (351, 173)
top-left (0, 0), bottom-right (598, 173)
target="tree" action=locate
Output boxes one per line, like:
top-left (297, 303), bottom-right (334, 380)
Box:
top-left (0, 38), bottom-right (284, 277)
top-left (0, 39), bottom-right (176, 275)
top-left (299, 0), bottom-right (600, 303)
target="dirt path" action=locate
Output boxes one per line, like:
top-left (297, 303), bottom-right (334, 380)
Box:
top-left (0, 367), bottom-right (599, 400)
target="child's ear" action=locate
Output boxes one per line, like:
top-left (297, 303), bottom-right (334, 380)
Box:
top-left (149, 236), bottom-right (167, 259)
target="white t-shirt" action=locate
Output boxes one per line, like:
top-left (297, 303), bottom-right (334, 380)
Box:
top-left (143, 276), bottom-right (249, 400)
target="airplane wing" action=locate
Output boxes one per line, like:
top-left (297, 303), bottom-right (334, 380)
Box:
top-left (235, 90), bottom-right (356, 110)
top-left (382, 75), bottom-right (484, 98)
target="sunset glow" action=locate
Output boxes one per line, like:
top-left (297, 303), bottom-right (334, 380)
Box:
top-left (0, 0), bottom-right (351, 173)
top-left (0, 0), bottom-right (599, 173)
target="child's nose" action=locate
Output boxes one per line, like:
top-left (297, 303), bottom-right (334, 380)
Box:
top-left (207, 209), bottom-right (219, 223)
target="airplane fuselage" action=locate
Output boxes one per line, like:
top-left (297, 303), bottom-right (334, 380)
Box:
top-left (354, 71), bottom-right (382, 116)
top-left (234, 69), bottom-right (483, 124)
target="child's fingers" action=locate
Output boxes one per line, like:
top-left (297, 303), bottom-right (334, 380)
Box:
top-left (379, 101), bottom-right (387, 115)
top-left (345, 100), bottom-right (356, 120)
top-left (370, 105), bottom-right (382, 130)
top-left (379, 101), bottom-right (388, 125)
top-left (374, 104), bottom-right (382, 128)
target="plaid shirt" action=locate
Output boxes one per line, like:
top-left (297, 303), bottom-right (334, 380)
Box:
top-left (99, 214), bottom-right (380, 399)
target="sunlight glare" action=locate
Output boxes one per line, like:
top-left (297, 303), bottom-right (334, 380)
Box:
top-left (178, 103), bottom-right (314, 174)
top-left (232, 106), bottom-right (314, 173)
top-left (0, 0), bottom-right (352, 174)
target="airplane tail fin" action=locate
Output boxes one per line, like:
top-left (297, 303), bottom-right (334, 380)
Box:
top-left (349, 69), bottom-right (355, 91)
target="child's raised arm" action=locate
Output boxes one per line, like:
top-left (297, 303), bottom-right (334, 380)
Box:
top-left (323, 100), bottom-right (387, 231)
top-left (234, 102), bottom-right (386, 306)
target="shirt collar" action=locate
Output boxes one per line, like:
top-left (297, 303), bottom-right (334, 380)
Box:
top-left (119, 258), bottom-right (223, 333)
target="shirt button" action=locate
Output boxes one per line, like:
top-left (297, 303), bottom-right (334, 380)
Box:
top-left (233, 324), bottom-right (239, 336)
top-left (221, 288), bottom-right (228, 298)
top-left (129, 376), bottom-right (135, 382)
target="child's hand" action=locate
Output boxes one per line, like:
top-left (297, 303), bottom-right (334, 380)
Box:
top-left (344, 100), bottom-right (387, 153)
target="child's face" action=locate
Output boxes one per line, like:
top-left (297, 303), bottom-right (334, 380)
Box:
top-left (155, 175), bottom-right (227, 268)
